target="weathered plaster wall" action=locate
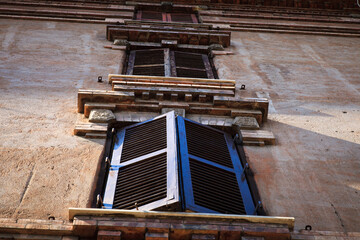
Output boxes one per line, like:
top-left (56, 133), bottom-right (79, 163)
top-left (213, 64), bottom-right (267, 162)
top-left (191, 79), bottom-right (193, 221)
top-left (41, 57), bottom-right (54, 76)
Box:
top-left (0, 19), bottom-right (118, 220)
top-left (215, 32), bottom-right (360, 232)
top-left (0, 19), bottom-right (359, 233)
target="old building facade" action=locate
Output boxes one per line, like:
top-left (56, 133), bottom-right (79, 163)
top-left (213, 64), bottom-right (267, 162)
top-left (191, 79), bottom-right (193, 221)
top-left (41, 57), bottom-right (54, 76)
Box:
top-left (0, 0), bottom-right (359, 239)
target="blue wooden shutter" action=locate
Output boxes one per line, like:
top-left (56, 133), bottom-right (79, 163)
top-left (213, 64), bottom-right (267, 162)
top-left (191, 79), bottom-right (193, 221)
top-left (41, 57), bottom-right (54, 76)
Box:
top-left (177, 116), bottom-right (256, 215)
top-left (103, 111), bottom-right (179, 211)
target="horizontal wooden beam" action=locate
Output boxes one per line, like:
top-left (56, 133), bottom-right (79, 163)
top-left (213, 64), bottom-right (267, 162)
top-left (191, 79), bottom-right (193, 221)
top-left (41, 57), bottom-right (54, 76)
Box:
top-left (68, 208), bottom-right (295, 229)
top-left (112, 85), bottom-right (235, 97)
top-left (78, 90), bottom-right (135, 113)
top-left (107, 27), bottom-right (231, 47)
top-left (108, 74), bottom-right (236, 84)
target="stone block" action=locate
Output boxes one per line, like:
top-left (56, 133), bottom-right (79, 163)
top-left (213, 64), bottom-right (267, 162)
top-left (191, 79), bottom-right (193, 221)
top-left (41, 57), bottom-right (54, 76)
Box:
top-left (161, 108), bottom-right (185, 117)
top-left (232, 117), bottom-right (260, 131)
top-left (89, 109), bottom-right (116, 123)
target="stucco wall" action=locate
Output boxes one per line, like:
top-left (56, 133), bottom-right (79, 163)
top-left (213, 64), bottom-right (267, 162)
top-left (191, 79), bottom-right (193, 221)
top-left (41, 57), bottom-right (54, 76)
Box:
top-left (0, 19), bottom-right (359, 233)
top-left (215, 32), bottom-right (360, 232)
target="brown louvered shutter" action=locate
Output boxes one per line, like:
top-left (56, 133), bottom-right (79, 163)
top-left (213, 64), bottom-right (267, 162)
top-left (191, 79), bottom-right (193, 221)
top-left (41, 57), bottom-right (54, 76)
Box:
top-left (168, 13), bottom-right (198, 23)
top-left (171, 51), bottom-right (215, 79)
top-left (126, 48), bottom-right (171, 77)
top-left (136, 10), bottom-right (166, 22)
top-left (177, 117), bottom-right (256, 215)
top-left (136, 11), bottom-right (198, 23)
top-left (103, 112), bottom-right (180, 211)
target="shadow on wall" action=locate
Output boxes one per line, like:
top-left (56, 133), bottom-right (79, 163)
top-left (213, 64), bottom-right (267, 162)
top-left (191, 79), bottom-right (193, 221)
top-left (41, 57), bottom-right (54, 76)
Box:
top-left (245, 120), bottom-right (360, 232)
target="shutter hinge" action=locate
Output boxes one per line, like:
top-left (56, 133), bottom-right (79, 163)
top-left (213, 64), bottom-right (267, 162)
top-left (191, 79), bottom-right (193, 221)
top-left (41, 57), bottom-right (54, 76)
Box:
top-left (233, 133), bottom-right (243, 145)
top-left (96, 194), bottom-right (104, 208)
top-left (105, 157), bottom-right (110, 169)
top-left (241, 163), bottom-right (249, 181)
top-left (253, 201), bottom-right (263, 215)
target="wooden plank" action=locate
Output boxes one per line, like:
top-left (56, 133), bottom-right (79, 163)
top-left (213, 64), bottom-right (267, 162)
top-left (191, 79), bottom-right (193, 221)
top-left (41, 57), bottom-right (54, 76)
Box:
top-left (213, 96), bottom-right (269, 122)
top-left (114, 103), bottom-right (160, 113)
top-left (85, 133), bottom-right (107, 139)
top-left (113, 85), bottom-right (235, 97)
top-left (78, 90), bottom-right (135, 113)
top-left (73, 123), bottom-right (107, 136)
top-left (69, 208), bottom-right (295, 229)
top-left (108, 74), bottom-right (236, 85)
top-left (107, 27), bottom-right (230, 47)
top-left (107, 24), bottom-right (230, 36)
top-left (159, 102), bottom-right (190, 110)
top-left (188, 106), bottom-right (231, 116)
top-left (111, 80), bottom-right (235, 90)
top-left (124, 19), bottom-right (212, 29)
top-left (241, 130), bottom-right (276, 145)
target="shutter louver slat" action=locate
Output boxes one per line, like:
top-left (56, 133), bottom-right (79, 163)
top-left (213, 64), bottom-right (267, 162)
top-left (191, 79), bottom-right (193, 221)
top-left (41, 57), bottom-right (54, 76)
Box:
top-left (190, 158), bottom-right (246, 214)
top-left (185, 120), bottom-right (233, 168)
top-left (113, 153), bottom-right (167, 209)
top-left (121, 117), bottom-right (166, 162)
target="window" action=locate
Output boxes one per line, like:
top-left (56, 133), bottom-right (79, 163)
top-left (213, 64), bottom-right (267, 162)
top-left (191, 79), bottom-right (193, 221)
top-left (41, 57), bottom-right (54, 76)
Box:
top-left (126, 48), bottom-right (216, 79)
top-left (102, 111), bottom-right (256, 215)
top-left (136, 10), bottom-right (198, 23)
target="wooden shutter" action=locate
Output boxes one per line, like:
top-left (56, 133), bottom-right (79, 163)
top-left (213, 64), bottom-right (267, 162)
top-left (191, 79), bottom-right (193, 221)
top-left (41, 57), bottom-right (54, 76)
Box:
top-left (136, 11), bottom-right (198, 23)
top-left (171, 51), bottom-right (215, 79)
top-left (126, 48), bottom-right (171, 77)
top-left (136, 10), bottom-right (166, 22)
top-left (177, 117), bottom-right (256, 215)
top-left (103, 111), bottom-right (180, 211)
top-left (168, 13), bottom-right (198, 23)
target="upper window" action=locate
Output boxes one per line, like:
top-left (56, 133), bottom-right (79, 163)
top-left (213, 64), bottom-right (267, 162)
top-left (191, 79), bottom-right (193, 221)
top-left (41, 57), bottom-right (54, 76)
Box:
top-left (102, 111), bottom-right (256, 215)
top-left (136, 10), bottom-right (198, 23)
top-left (126, 48), bottom-right (216, 79)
